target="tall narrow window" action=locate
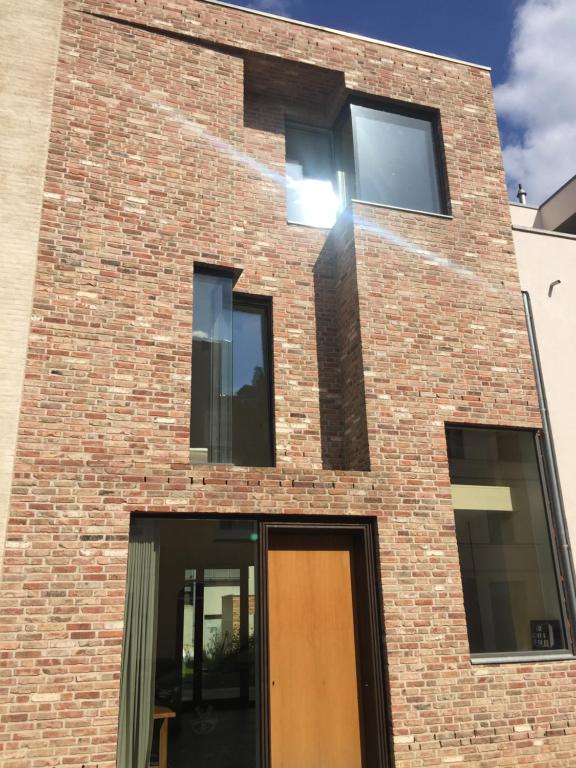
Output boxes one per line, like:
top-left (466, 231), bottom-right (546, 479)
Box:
top-left (190, 271), bottom-right (233, 464)
top-left (447, 426), bottom-right (569, 657)
top-left (285, 123), bottom-right (340, 228)
top-left (191, 270), bottom-right (273, 466)
top-left (232, 298), bottom-right (273, 467)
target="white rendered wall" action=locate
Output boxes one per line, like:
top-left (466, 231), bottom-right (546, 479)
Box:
top-left (536, 176), bottom-right (576, 232)
top-left (510, 203), bottom-right (538, 229)
top-left (514, 225), bottom-right (576, 549)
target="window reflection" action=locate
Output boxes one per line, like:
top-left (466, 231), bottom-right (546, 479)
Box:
top-left (190, 272), bottom-right (233, 464)
top-left (285, 123), bottom-right (339, 228)
top-left (350, 104), bottom-right (442, 214)
top-left (284, 102), bottom-right (446, 226)
top-left (182, 567), bottom-right (256, 705)
top-left (191, 271), bottom-right (273, 466)
top-left (232, 301), bottom-right (273, 467)
top-left (448, 427), bottom-right (567, 655)
top-left (155, 519), bottom-right (258, 768)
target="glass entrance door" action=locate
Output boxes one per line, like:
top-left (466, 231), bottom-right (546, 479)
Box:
top-left (154, 519), bottom-right (258, 768)
top-left (118, 519), bottom-right (389, 768)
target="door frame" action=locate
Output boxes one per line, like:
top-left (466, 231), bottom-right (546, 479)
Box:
top-left (258, 519), bottom-right (391, 768)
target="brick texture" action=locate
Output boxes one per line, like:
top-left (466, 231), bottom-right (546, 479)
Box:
top-left (0, 0), bottom-right (64, 574)
top-left (1, 2), bottom-right (575, 767)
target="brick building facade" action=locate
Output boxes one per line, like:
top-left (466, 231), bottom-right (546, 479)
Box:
top-left (1, 2), bottom-right (575, 767)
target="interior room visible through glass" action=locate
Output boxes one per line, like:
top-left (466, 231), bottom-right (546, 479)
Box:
top-left (153, 519), bottom-right (258, 768)
top-left (447, 426), bottom-right (567, 656)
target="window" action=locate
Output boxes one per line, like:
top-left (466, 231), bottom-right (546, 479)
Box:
top-left (232, 297), bottom-right (273, 466)
top-left (344, 103), bottom-right (444, 214)
top-left (447, 426), bottom-right (569, 658)
top-left (118, 519), bottom-right (259, 768)
top-left (285, 123), bottom-right (340, 228)
top-left (190, 269), bottom-right (273, 466)
top-left (284, 100), bottom-right (447, 228)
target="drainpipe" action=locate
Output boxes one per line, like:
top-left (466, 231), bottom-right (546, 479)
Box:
top-left (522, 290), bottom-right (576, 642)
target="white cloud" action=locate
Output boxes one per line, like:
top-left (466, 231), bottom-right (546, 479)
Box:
top-left (245, 0), bottom-right (299, 17)
top-left (494, 0), bottom-right (576, 205)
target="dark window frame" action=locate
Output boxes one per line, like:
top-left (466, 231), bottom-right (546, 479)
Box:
top-left (533, 429), bottom-right (575, 652)
top-left (337, 94), bottom-right (451, 216)
top-left (446, 423), bottom-right (575, 663)
top-left (284, 97), bottom-right (451, 228)
top-left (190, 265), bottom-right (275, 467)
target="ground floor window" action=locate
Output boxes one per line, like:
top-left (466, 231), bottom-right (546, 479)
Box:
top-left (117, 518), bottom-right (388, 768)
top-left (447, 426), bottom-right (570, 658)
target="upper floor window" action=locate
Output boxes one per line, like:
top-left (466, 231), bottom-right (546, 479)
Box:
top-left (285, 123), bottom-right (340, 228)
top-left (190, 269), bottom-right (273, 466)
top-left (447, 426), bottom-right (570, 658)
top-left (285, 100), bottom-right (447, 228)
top-left (344, 103), bottom-right (444, 214)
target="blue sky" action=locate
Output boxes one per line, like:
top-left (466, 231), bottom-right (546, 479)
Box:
top-left (242, 0), bottom-right (518, 81)
top-left (227, 0), bottom-right (576, 206)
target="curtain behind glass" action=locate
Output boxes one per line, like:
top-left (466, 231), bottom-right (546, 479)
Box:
top-left (117, 519), bottom-right (160, 768)
top-left (190, 272), bottom-right (233, 463)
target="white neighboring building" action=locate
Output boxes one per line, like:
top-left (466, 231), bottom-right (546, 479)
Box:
top-left (512, 175), bottom-right (576, 549)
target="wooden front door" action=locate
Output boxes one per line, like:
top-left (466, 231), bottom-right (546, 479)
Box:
top-left (267, 532), bottom-right (363, 768)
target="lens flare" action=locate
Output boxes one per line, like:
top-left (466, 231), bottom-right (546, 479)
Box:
top-left (115, 85), bottom-right (493, 291)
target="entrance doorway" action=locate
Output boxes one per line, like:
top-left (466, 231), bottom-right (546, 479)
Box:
top-left (117, 519), bottom-right (389, 768)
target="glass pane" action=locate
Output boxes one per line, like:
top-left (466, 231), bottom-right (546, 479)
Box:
top-left (448, 427), bottom-right (567, 655)
top-left (232, 302), bottom-right (273, 466)
top-left (155, 519), bottom-right (259, 768)
top-left (285, 124), bottom-right (339, 228)
top-left (191, 272), bottom-right (233, 463)
top-left (334, 109), bottom-right (355, 205)
top-left (351, 104), bottom-right (442, 214)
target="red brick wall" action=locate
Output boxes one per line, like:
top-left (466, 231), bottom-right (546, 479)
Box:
top-left (1, 2), bottom-right (575, 767)
top-left (331, 213), bottom-right (371, 470)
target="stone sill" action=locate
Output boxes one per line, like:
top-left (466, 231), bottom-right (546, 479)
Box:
top-left (471, 652), bottom-right (575, 665)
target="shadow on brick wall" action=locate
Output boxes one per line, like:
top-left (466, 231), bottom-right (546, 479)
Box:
top-left (314, 240), bottom-right (345, 469)
top-left (314, 228), bottom-right (370, 471)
